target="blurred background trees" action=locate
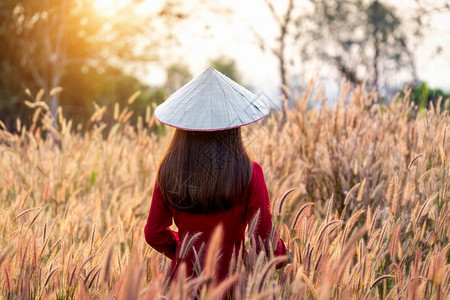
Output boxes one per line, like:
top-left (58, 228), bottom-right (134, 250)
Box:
top-left (257, 0), bottom-right (449, 104)
top-left (0, 0), bottom-right (448, 131)
top-left (0, 0), bottom-right (182, 129)
top-left (303, 0), bottom-right (415, 95)
top-left (410, 82), bottom-right (450, 111)
top-left (164, 64), bottom-right (192, 94)
top-left (210, 56), bottom-right (241, 83)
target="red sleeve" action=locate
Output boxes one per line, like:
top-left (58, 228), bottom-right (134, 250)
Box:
top-left (246, 162), bottom-right (286, 265)
top-left (144, 181), bottom-right (179, 260)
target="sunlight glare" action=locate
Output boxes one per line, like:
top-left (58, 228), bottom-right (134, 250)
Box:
top-left (93, 0), bottom-right (130, 16)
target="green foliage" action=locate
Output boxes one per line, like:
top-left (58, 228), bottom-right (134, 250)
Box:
top-left (411, 82), bottom-right (450, 111)
top-left (210, 56), bottom-right (241, 83)
top-left (0, 0), bottom-right (169, 131)
top-left (165, 63), bottom-right (192, 93)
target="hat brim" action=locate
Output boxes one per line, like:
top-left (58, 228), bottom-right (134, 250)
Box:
top-left (154, 67), bottom-right (271, 131)
top-left (156, 108), bottom-right (270, 131)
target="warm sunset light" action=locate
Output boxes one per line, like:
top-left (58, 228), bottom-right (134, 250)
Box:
top-left (0, 1), bottom-right (449, 298)
top-left (92, 0), bottom-right (129, 16)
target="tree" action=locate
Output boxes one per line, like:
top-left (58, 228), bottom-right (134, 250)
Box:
top-left (253, 0), bottom-right (296, 94)
top-left (165, 63), bottom-right (192, 93)
top-left (252, 0), bottom-right (298, 123)
top-left (0, 0), bottom-right (183, 129)
top-left (301, 0), bottom-right (415, 95)
top-left (253, 0), bottom-right (449, 101)
top-left (411, 82), bottom-right (450, 111)
top-left (210, 56), bottom-right (241, 83)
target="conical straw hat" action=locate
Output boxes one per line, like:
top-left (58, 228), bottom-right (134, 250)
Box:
top-left (154, 67), bottom-right (270, 131)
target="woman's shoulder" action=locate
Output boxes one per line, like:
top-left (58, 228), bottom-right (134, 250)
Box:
top-left (250, 161), bottom-right (265, 181)
top-left (251, 161), bottom-right (263, 172)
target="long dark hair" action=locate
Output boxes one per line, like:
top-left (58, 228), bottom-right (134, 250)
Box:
top-left (157, 128), bottom-right (252, 213)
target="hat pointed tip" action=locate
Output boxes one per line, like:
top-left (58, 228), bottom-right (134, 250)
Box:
top-left (155, 66), bottom-right (270, 131)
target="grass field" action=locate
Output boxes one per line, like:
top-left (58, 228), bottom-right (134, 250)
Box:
top-left (0, 83), bottom-right (449, 299)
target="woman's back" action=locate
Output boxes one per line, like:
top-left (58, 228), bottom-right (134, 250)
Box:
top-left (143, 67), bottom-right (286, 291)
top-left (144, 161), bottom-right (284, 281)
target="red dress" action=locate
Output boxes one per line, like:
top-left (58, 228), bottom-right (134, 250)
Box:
top-left (144, 161), bottom-right (286, 281)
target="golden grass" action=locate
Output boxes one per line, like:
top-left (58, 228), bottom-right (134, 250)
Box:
top-left (0, 83), bottom-right (448, 299)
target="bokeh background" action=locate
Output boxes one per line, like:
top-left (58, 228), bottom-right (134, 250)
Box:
top-left (0, 2), bottom-right (449, 298)
top-left (1, 0), bottom-right (449, 130)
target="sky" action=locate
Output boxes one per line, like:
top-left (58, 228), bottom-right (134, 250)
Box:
top-left (95, 0), bottom-right (450, 100)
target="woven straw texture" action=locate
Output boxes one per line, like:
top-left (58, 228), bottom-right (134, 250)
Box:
top-left (154, 67), bottom-right (270, 131)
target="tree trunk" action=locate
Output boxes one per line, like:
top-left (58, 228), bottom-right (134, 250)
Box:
top-left (278, 37), bottom-right (288, 126)
top-left (373, 41), bottom-right (379, 96)
top-left (48, 0), bottom-right (68, 124)
top-left (278, 0), bottom-right (294, 127)
top-left (372, 0), bottom-right (380, 98)
top-left (49, 77), bottom-right (61, 121)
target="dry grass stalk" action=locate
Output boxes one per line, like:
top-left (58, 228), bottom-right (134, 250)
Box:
top-left (277, 188), bottom-right (296, 215)
top-left (203, 225), bottom-right (223, 280)
top-left (0, 85), bottom-right (448, 298)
